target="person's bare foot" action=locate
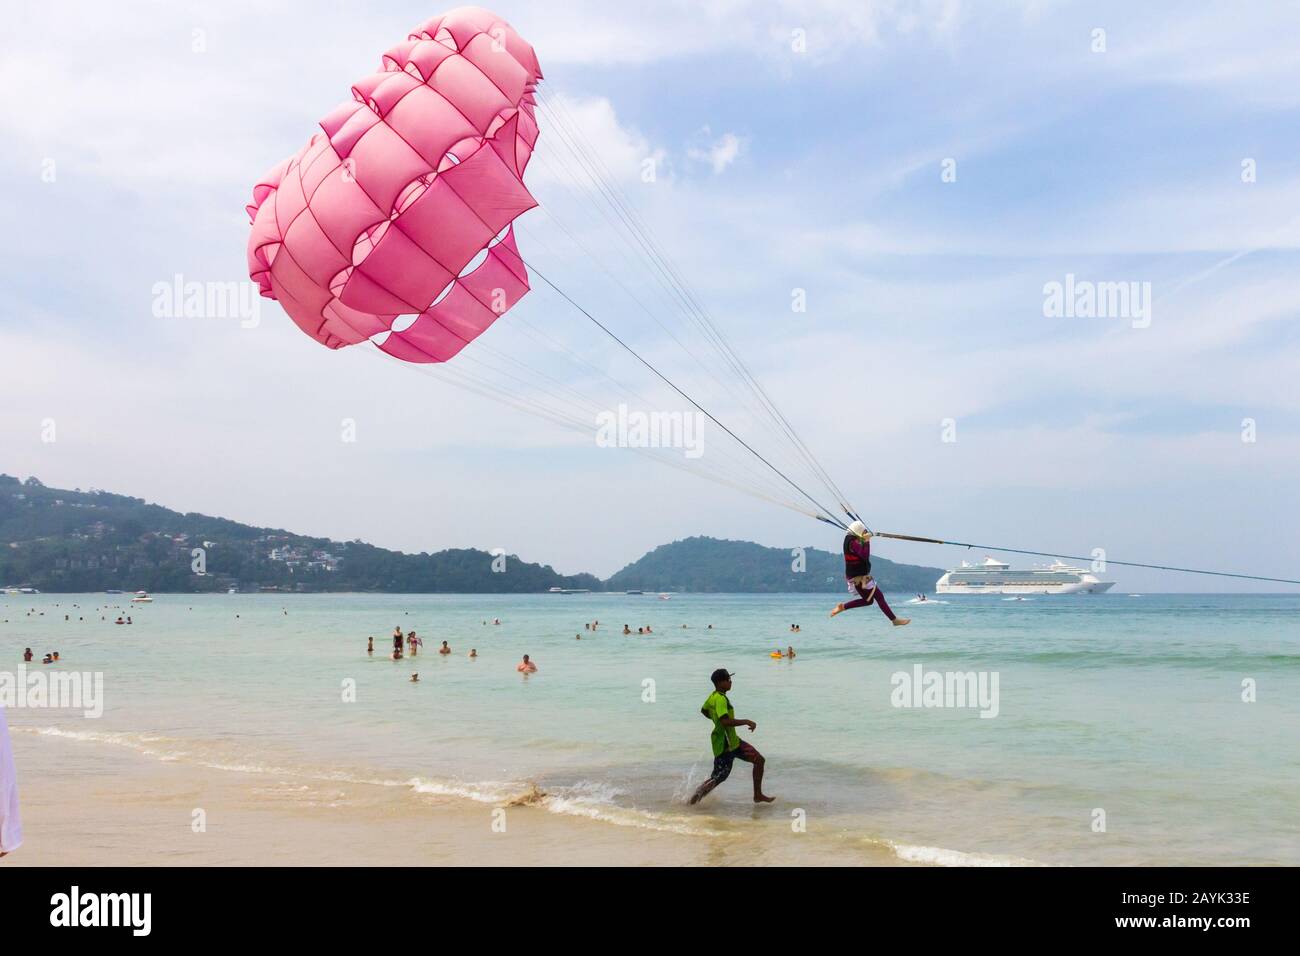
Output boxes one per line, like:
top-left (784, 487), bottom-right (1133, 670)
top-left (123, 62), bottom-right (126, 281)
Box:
top-left (892, 617), bottom-right (911, 626)
top-left (754, 794), bottom-right (776, 803)
top-left (829, 604), bottom-right (845, 618)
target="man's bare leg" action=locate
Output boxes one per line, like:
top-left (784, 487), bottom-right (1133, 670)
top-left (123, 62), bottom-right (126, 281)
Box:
top-left (752, 756), bottom-right (775, 803)
top-left (690, 776), bottom-right (722, 805)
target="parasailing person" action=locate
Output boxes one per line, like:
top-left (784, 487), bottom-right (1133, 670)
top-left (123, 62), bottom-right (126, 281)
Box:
top-left (830, 521), bottom-right (910, 627)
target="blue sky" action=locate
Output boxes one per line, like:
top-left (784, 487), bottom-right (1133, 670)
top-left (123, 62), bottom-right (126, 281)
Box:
top-left (1, 1), bottom-right (1298, 589)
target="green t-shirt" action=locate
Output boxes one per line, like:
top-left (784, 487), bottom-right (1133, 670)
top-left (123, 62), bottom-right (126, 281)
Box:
top-left (703, 690), bottom-right (740, 757)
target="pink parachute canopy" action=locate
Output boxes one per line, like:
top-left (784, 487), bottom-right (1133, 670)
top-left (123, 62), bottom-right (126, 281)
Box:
top-left (246, 7), bottom-right (542, 363)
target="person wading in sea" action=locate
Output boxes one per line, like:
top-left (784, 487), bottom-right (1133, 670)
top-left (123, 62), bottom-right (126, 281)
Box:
top-left (689, 669), bottom-right (774, 805)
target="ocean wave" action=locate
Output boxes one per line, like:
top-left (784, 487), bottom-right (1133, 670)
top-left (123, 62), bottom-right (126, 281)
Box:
top-left (23, 725), bottom-right (723, 838)
top-left (20, 726), bottom-right (301, 775)
top-left (885, 840), bottom-right (1044, 867)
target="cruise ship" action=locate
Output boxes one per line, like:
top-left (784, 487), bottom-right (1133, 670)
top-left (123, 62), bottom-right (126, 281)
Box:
top-left (935, 557), bottom-right (1114, 595)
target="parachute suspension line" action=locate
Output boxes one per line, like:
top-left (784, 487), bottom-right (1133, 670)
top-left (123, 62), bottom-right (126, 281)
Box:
top-left (872, 532), bottom-right (1300, 586)
top-left (454, 344), bottom-right (820, 515)
top-left (535, 89), bottom-right (857, 521)
top-left (536, 89), bottom-right (849, 500)
top-left (514, 214), bottom-right (826, 501)
top-left (536, 93), bottom-right (810, 467)
top-left (357, 346), bottom-right (829, 522)
top-left (514, 177), bottom-right (850, 515)
top-left (519, 185), bottom-right (779, 446)
top-left (524, 146), bottom-right (820, 492)
top-left (458, 333), bottom-right (823, 514)
top-left (524, 259), bottom-right (849, 530)
top-left (507, 280), bottom-right (828, 511)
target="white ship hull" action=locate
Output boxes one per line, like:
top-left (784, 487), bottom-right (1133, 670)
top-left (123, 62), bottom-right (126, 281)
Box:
top-left (935, 557), bottom-right (1114, 595)
top-left (936, 577), bottom-right (1114, 595)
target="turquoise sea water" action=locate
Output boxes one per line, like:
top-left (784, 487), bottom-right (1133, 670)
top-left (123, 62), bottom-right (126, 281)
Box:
top-left (4, 591), bottom-right (1298, 865)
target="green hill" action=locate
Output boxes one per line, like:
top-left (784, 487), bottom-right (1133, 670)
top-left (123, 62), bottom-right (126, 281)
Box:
top-left (0, 475), bottom-right (943, 594)
top-left (606, 535), bottom-right (942, 594)
top-left (0, 475), bottom-right (597, 594)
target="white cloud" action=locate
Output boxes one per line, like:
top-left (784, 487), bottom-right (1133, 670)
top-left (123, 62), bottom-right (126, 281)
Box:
top-left (2, 0), bottom-right (1298, 586)
top-left (529, 93), bottom-right (667, 188)
top-left (688, 130), bottom-right (744, 174)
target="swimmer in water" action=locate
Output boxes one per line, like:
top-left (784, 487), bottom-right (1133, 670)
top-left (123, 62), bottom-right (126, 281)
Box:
top-left (787, 646), bottom-right (795, 659)
top-left (516, 654), bottom-right (537, 674)
top-left (410, 673), bottom-right (419, 683)
top-left (408, 631), bottom-right (419, 657)
top-left (623, 625), bottom-right (631, 635)
top-left (23, 649), bottom-right (32, 663)
top-left (439, 641), bottom-right (451, 655)
top-left (367, 637), bottom-right (374, 656)
top-left (469, 649), bottom-right (477, 659)
top-left (689, 669), bottom-right (773, 805)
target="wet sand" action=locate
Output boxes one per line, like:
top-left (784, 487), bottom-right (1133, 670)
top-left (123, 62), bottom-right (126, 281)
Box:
top-left (5, 732), bottom-right (900, 866)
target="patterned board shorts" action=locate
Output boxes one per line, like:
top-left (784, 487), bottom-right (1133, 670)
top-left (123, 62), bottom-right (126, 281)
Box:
top-left (709, 740), bottom-right (762, 783)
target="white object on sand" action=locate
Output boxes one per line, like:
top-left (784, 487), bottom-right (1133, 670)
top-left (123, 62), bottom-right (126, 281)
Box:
top-left (0, 705), bottom-right (21, 855)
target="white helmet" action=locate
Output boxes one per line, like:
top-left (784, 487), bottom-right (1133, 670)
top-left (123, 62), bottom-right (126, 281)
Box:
top-left (847, 520), bottom-right (868, 537)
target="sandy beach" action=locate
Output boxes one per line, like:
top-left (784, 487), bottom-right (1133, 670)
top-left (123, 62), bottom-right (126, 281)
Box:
top-left (6, 729), bottom-right (899, 867)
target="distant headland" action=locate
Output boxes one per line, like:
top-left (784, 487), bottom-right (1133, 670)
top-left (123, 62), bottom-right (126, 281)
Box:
top-left (0, 475), bottom-right (942, 595)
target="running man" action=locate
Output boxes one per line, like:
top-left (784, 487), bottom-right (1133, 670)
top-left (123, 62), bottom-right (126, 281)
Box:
top-left (689, 669), bottom-right (774, 805)
top-left (829, 520), bottom-right (910, 626)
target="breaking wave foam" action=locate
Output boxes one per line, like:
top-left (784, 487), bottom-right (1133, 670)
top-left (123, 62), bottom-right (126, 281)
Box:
top-left (23, 725), bottom-right (722, 838)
